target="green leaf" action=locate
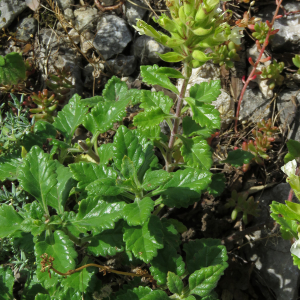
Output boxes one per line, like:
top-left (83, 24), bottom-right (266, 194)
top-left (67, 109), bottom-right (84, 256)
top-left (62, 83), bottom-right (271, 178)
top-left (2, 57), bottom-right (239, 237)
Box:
top-left (116, 286), bottom-right (169, 300)
top-left (188, 264), bottom-right (228, 297)
top-left (0, 154), bottom-right (22, 181)
top-left (161, 168), bottom-right (211, 208)
top-left (207, 173), bottom-right (226, 197)
top-left (142, 170), bottom-right (171, 191)
top-left (287, 174), bottom-right (300, 201)
top-left (86, 178), bottom-right (127, 196)
top-left (133, 107), bottom-right (173, 129)
top-left (121, 156), bottom-right (137, 180)
top-left (123, 197), bottom-right (154, 226)
top-left (189, 81), bottom-right (221, 103)
top-left (80, 96), bottom-right (104, 107)
top-left (150, 244), bottom-right (185, 285)
top-left (155, 67), bottom-right (185, 79)
top-left (184, 98), bottom-right (220, 130)
top-left (113, 126), bottom-right (145, 171)
top-left (134, 126), bottom-right (161, 142)
top-left (182, 116), bottom-right (213, 138)
top-left (97, 143), bottom-right (113, 164)
top-left (47, 161), bottom-right (76, 214)
top-left (53, 94), bottom-right (88, 143)
top-left (0, 52), bottom-right (26, 85)
top-left (123, 215), bottom-right (164, 263)
top-left (71, 197), bottom-right (125, 234)
top-left (34, 121), bottom-right (57, 139)
top-left (292, 254), bottom-right (300, 270)
top-left (87, 220), bottom-right (125, 256)
top-left (83, 99), bottom-right (128, 135)
top-left (222, 149), bottom-right (255, 167)
top-left (35, 294), bottom-right (50, 300)
top-left (161, 218), bottom-right (181, 249)
top-left (286, 139), bottom-right (300, 159)
top-left (18, 146), bottom-right (57, 214)
top-left (158, 52), bottom-right (186, 63)
top-left (0, 266), bottom-right (14, 300)
top-left (140, 65), bottom-right (179, 94)
top-left (69, 162), bottom-right (117, 190)
top-left (22, 273), bottom-right (48, 300)
top-left (179, 136), bottom-right (212, 170)
top-left (35, 230), bottom-right (78, 289)
top-left (183, 239), bottom-right (228, 274)
top-left (140, 90), bottom-right (173, 114)
top-left (167, 272), bottom-right (184, 295)
top-left (168, 219), bottom-right (187, 234)
top-left (0, 205), bottom-right (23, 238)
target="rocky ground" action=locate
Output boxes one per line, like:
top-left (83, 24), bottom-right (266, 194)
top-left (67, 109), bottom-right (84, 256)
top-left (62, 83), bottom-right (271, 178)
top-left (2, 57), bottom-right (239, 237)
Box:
top-left (1, 0), bottom-right (300, 299)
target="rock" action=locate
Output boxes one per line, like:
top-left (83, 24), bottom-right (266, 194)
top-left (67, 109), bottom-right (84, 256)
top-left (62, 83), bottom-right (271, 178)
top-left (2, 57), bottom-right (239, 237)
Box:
top-left (0, 0), bottom-right (27, 29)
top-left (93, 15), bottom-right (132, 60)
top-left (238, 87), bottom-right (272, 122)
top-left (257, 1), bottom-right (300, 52)
top-left (277, 88), bottom-right (300, 141)
top-left (80, 31), bottom-right (94, 54)
top-left (68, 28), bottom-right (80, 44)
top-left (106, 55), bottom-right (137, 76)
top-left (55, 0), bottom-right (74, 10)
top-left (64, 8), bottom-right (75, 21)
top-left (16, 17), bottom-right (38, 42)
top-left (132, 36), bottom-right (170, 64)
top-left (242, 183), bottom-right (300, 300)
top-left (74, 7), bottom-right (100, 32)
top-left (125, 0), bottom-right (147, 27)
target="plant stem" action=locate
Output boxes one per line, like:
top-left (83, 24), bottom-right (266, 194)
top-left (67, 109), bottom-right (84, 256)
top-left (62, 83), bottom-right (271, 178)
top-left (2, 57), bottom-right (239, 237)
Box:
top-left (234, 0), bottom-right (283, 133)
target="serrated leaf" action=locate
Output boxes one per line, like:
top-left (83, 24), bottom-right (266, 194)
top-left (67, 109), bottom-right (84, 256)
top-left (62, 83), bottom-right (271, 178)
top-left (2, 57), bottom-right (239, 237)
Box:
top-left (184, 98), bottom-right (220, 130)
top-left (155, 67), bottom-right (185, 79)
top-left (35, 230), bottom-right (78, 289)
top-left (18, 146), bottom-right (57, 214)
top-left (292, 254), bottom-right (300, 270)
top-left (0, 266), bottom-right (14, 300)
top-left (123, 197), bottom-right (154, 226)
top-left (133, 107), bottom-right (173, 129)
top-left (182, 116), bottom-right (213, 138)
top-left (222, 149), bottom-right (255, 167)
top-left (0, 154), bottom-right (22, 181)
top-left (121, 156), bottom-right (136, 180)
top-left (47, 161), bottom-right (76, 214)
top-left (158, 52), bottom-right (186, 63)
top-left (116, 286), bottom-right (169, 300)
top-left (189, 81), bottom-right (221, 103)
top-left (167, 272), bottom-right (184, 295)
top-left (80, 96), bottom-right (104, 107)
top-left (71, 197), bottom-right (125, 234)
top-left (83, 99), bottom-right (128, 136)
top-left (179, 136), bottom-right (212, 170)
top-left (189, 264), bottom-right (228, 297)
top-left (86, 178), bottom-right (126, 196)
top-left (168, 219), bottom-right (187, 234)
top-left (113, 126), bottom-right (145, 171)
top-left (183, 239), bottom-right (228, 274)
top-left (53, 94), bottom-right (88, 143)
top-left (140, 65), bottom-right (179, 94)
top-left (97, 143), bottom-right (113, 164)
top-left (123, 215), bottom-right (164, 263)
top-left (87, 220), bottom-right (125, 256)
top-left (34, 121), bottom-right (57, 139)
top-left (134, 126), bottom-right (161, 142)
top-left (207, 173), bottom-right (226, 197)
top-left (0, 52), bottom-right (26, 85)
top-left (150, 244), bottom-right (185, 285)
top-left (161, 168), bottom-right (211, 208)
top-left (69, 162), bottom-right (117, 190)
top-left (140, 90), bottom-right (173, 114)
top-left (142, 170), bottom-right (171, 191)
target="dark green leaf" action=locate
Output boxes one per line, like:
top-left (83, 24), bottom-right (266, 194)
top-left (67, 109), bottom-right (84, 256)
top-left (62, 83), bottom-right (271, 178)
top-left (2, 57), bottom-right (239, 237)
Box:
top-left (142, 170), bottom-right (171, 191)
top-left (287, 139), bottom-right (300, 159)
top-left (168, 219), bottom-right (187, 234)
top-left (116, 286), bottom-right (169, 300)
top-left (33, 121), bottom-right (57, 139)
top-left (161, 219), bottom-right (181, 249)
top-left (207, 173), bottom-right (226, 197)
top-left (189, 81), bottom-right (221, 103)
top-left (0, 266), bottom-right (14, 300)
top-left (121, 156), bottom-right (137, 180)
top-left (182, 116), bottom-right (213, 138)
top-left (86, 178), bottom-right (125, 196)
top-left (134, 126), bottom-right (161, 142)
top-left (167, 272), bottom-right (184, 295)
top-left (222, 149), bottom-right (255, 167)
top-left (97, 143), bottom-right (113, 164)
top-left (155, 67), bottom-right (185, 79)
top-left (140, 90), bottom-right (173, 114)
top-left (80, 96), bottom-right (104, 107)
top-left (22, 273), bottom-right (48, 300)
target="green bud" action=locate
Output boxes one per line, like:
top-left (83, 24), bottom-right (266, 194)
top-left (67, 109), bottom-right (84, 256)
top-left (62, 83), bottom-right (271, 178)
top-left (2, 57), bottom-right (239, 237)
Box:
top-left (231, 208), bottom-right (238, 220)
top-left (195, 7), bottom-right (208, 23)
top-left (191, 60), bottom-right (205, 68)
top-left (156, 14), bottom-right (178, 34)
top-left (242, 213), bottom-right (248, 224)
top-left (192, 50), bottom-right (212, 62)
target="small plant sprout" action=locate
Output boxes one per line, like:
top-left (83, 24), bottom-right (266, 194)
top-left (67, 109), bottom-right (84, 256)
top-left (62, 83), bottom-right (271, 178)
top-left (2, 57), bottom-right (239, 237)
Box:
top-left (292, 54), bottom-right (300, 74)
top-left (260, 61), bottom-right (285, 90)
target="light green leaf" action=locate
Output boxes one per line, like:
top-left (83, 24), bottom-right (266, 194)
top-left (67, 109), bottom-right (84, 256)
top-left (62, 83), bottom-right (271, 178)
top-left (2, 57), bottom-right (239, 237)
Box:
top-left (35, 294), bottom-right (50, 300)
top-left (53, 94), bottom-right (88, 143)
top-left (158, 52), bottom-right (186, 63)
top-left (0, 154), bottom-right (22, 181)
top-left (0, 266), bottom-right (14, 300)
top-left (140, 90), bottom-right (173, 114)
top-left (86, 178), bottom-right (125, 196)
top-left (184, 98), bottom-right (220, 130)
top-left (189, 264), bottom-right (228, 297)
top-left (121, 156), bottom-right (136, 180)
top-left (134, 126), bottom-right (161, 142)
top-left (222, 149), bottom-right (255, 167)
top-left (80, 95), bottom-right (104, 107)
top-left (206, 173), bottom-right (226, 197)
top-left (123, 215), bottom-right (164, 263)
top-left (83, 99), bottom-right (128, 135)
top-left (142, 170), bottom-right (171, 191)
top-left (116, 286), bottom-right (169, 300)
top-left (69, 162), bottom-right (117, 190)
top-left (18, 146), bottom-right (57, 214)
top-left (167, 272), bottom-right (184, 295)
top-left (140, 65), bottom-right (179, 94)
top-left (123, 197), bottom-right (154, 226)
top-left (0, 52), bottom-right (26, 85)
top-left (97, 143), bottom-right (113, 164)
top-left (287, 174), bottom-right (300, 201)
top-left (190, 81), bottom-right (221, 103)
top-left (0, 205), bottom-right (23, 238)
top-left (179, 136), bottom-right (212, 170)
top-left (155, 67), bottom-right (185, 79)
top-left (182, 116), bottom-right (213, 138)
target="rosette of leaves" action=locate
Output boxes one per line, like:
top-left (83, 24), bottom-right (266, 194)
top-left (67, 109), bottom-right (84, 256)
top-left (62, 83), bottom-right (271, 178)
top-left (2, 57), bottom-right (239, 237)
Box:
top-left (225, 190), bottom-right (260, 224)
top-left (260, 61), bottom-right (284, 90)
top-left (292, 54), bottom-right (300, 74)
top-left (211, 41), bottom-right (240, 69)
top-left (252, 21), bottom-right (276, 44)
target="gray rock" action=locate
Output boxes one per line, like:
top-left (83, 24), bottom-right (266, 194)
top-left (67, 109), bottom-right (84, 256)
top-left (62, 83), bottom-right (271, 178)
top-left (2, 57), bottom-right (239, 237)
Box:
top-left (16, 18), bottom-right (38, 42)
top-left (64, 8), bottom-right (74, 21)
top-left (125, 0), bottom-right (147, 26)
top-left (132, 36), bottom-right (170, 64)
top-left (74, 7), bottom-right (99, 32)
top-left (277, 88), bottom-right (300, 141)
top-left (243, 183), bottom-right (300, 300)
top-left (0, 0), bottom-right (27, 29)
top-left (238, 87), bottom-right (272, 122)
top-left (257, 1), bottom-right (300, 52)
top-left (80, 31), bottom-right (94, 54)
top-left (93, 15), bottom-right (132, 60)
top-left (55, 0), bottom-right (74, 10)
top-left (106, 55), bottom-right (137, 76)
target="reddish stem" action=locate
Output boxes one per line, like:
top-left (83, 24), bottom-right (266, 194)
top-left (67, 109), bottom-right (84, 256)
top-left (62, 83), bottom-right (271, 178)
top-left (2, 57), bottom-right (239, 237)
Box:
top-left (234, 0), bottom-right (283, 133)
